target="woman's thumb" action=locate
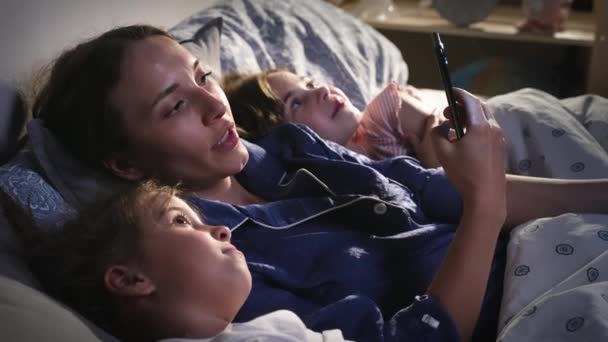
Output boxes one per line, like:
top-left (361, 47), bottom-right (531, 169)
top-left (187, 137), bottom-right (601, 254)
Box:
top-left (430, 120), bottom-right (454, 154)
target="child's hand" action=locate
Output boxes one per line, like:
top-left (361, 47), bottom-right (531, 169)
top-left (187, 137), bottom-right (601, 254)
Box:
top-left (407, 114), bottom-right (442, 168)
top-left (430, 88), bottom-right (506, 215)
top-left (397, 86), bottom-right (442, 142)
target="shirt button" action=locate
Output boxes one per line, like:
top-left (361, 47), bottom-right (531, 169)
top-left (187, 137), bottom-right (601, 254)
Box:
top-left (373, 203), bottom-right (388, 215)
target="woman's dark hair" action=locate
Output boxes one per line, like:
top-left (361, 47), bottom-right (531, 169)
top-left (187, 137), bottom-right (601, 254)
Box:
top-left (1, 181), bottom-right (179, 341)
top-left (32, 25), bottom-right (172, 169)
top-left (221, 69), bottom-right (286, 140)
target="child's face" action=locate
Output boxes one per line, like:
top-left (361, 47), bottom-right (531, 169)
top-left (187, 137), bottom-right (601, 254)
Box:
top-left (266, 71), bottom-right (363, 145)
top-left (133, 193), bottom-right (251, 335)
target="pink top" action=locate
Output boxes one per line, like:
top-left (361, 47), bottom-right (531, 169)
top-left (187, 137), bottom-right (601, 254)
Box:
top-left (349, 82), bottom-right (411, 159)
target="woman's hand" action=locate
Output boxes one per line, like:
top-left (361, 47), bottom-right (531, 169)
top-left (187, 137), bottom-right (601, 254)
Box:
top-left (430, 88), bottom-right (507, 219)
top-left (427, 88), bottom-right (508, 341)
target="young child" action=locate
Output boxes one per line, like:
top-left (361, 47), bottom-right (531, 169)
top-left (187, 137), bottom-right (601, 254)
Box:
top-left (12, 182), bottom-right (350, 341)
top-left (224, 69), bottom-right (608, 180)
top-left (222, 69), bottom-right (446, 168)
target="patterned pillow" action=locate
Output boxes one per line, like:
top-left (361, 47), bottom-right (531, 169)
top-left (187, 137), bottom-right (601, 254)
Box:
top-left (178, 17), bottom-right (223, 81)
top-left (0, 150), bottom-right (75, 230)
top-left (0, 149), bottom-right (75, 288)
top-left (169, 0), bottom-right (409, 110)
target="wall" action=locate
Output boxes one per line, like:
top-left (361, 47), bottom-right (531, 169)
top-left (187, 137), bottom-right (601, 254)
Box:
top-left (0, 0), bottom-right (211, 84)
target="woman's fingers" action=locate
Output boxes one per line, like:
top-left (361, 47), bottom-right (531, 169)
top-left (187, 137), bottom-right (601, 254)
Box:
top-left (430, 120), bottom-right (455, 156)
top-left (451, 87), bottom-right (487, 127)
top-left (442, 102), bottom-right (464, 121)
top-left (481, 102), bottom-right (502, 130)
top-left (430, 88), bottom-right (506, 176)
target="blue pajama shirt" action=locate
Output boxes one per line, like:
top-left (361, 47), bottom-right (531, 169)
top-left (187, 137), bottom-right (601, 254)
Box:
top-left (187, 124), bottom-right (507, 342)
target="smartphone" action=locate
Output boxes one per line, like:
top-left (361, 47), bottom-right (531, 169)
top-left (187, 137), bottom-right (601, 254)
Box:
top-left (431, 32), bottom-right (465, 140)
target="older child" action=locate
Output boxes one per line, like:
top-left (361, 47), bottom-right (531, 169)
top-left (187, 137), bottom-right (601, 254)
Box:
top-left (13, 182), bottom-right (350, 341)
top-left (222, 69), bottom-right (445, 167)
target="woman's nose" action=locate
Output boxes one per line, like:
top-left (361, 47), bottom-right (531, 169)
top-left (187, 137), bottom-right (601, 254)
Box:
top-left (198, 89), bottom-right (227, 126)
top-left (210, 225), bottom-right (231, 241)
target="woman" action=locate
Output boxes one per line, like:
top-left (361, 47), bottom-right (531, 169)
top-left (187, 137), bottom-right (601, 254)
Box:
top-left (32, 25), bottom-right (607, 342)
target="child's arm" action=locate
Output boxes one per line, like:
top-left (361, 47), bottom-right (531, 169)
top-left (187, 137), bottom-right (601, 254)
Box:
top-left (397, 86), bottom-right (445, 168)
top-left (406, 114), bottom-right (442, 168)
top-left (426, 88), bottom-right (506, 341)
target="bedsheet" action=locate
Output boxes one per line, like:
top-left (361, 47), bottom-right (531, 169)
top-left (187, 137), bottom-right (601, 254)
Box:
top-left (488, 88), bottom-right (608, 179)
top-left (483, 89), bottom-right (608, 340)
top-left (497, 213), bottom-right (608, 341)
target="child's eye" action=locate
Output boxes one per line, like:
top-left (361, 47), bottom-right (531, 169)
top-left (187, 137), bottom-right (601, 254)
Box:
top-left (165, 100), bottom-right (187, 117)
top-left (200, 71), bottom-right (212, 85)
top-left (290, 98), bottom-right (302, 112)
top-left (172, 214), bottom-right (191, 226)
top-left (306, 80), bottom-right (318, 89)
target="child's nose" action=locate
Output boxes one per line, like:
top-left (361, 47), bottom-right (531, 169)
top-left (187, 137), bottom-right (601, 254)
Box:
top-left (313, 85), bottom-right (330, 102)
top-left (210, 225), bottom-right (231, 241)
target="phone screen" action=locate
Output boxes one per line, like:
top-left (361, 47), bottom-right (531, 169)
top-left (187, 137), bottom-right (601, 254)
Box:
top-left (431, 32), bottom-right (465, 140)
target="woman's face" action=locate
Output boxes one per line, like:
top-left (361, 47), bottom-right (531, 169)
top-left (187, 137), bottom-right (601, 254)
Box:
top-left (266, 71), bottom-right (362, 145)
top-left (110, 36), bottom-right (248, 189)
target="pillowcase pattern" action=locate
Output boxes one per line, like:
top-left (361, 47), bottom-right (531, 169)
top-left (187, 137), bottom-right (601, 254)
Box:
top-left (178, 17), bottom-right (223, 81)
top-left (0, 150), bottom-right (75, 229)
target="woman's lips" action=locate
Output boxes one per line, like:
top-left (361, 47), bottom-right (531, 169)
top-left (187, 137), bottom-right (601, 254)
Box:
top-left (213, 125), bottom-right (239, 151)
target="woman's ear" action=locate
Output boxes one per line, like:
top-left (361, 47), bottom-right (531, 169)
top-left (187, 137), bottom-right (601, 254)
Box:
top-left (103, 154), bottom-right (144, 181)
top-left (104, 265), bottom-right (155, 297)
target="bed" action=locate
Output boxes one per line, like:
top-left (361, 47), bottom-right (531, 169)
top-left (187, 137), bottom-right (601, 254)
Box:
top-left (1, 0), bottom-right (608, 341)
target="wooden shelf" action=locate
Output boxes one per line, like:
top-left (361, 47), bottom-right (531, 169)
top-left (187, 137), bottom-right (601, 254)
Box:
top-left (344, 0), bottom-right (595, 46)
top-left (342, 0), bottom-right (606, 97)
top-left (588, 0), bottom-right (608, 97)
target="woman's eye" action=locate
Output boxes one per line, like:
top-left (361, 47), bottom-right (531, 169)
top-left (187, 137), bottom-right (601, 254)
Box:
top-left (200, 71), bottom-right (212, 85)
top-left (172, 214), bottom-right (190, 225)
top-left (306, 80), bottom-right (318, 89)
top-left (165, 100), bottom-right (187, 117)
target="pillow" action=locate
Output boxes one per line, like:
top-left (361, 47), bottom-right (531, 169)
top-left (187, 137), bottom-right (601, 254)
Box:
top-left (27, 120), bottom-right (130, 211)
top-left (0, 82), bottom-right (26, 165)
top-left (0, 275), bottom-right (117, 341)
top-left (169, 0), bottom-right (409, 110)
top-left (178, 17), bottom-right (223, 80)
top-left (0, 149), bottom-right (75, 293)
